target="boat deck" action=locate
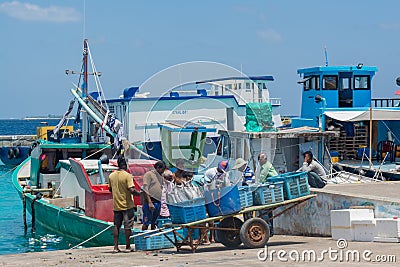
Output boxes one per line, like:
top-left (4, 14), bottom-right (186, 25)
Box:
top-left (337, 159), bottom-right (400, 180)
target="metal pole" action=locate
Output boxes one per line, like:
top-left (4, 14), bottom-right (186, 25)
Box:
top-left (82, 39), bottom-right (89, 143)
top-left (369, 106), bottom-right (373, 169)
top-left (31, 198), bottom-right (36, 234)
top-left (22, 194), bottom-right (27, 235)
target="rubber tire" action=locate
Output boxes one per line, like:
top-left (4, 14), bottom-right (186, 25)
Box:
top-left (240, 217), bottom-right (270, 248)
top-left (7, 148), bottom-right (14, 159)
top-left (217, 217), bottom-right (243, 248)
top-left (13, 147), bottom-right (20, 159)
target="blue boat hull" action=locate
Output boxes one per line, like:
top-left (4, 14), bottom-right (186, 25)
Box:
top-left (0, 146), bottom-right (30, 165)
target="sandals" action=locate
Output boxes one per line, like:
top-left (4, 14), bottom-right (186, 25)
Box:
top-left (112, 249), bottom-right (121, 254)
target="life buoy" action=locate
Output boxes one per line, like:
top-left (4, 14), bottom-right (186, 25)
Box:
top-left (7, 148), bottom-right (15, 159)
top-left (13, 147), bottom-right (20, 159)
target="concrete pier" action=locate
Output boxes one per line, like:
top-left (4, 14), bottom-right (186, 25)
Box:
top-left (275, 181), bottom-right (400, 236)
top-left (0, 235), bottom-right (398, 266)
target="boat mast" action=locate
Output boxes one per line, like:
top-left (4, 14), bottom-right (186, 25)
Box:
top-left (82, 39), bottom-right (89, 143)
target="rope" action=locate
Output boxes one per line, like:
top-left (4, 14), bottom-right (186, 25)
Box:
top-left (0, 165), bottom-right (18, 179)
top-left (69, 224), bottom-right (113, 250)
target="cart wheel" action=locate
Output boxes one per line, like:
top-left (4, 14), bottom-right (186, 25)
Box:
top-left (240, 218), bottom-right (270, 248)
top-left (217, 217), bottom-right (243, 248)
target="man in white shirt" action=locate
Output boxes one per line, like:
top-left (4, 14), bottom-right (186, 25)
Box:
top-left (298, 151), bottom-right (326, 188)
top-left (204, 160), bottom-right (230, 191)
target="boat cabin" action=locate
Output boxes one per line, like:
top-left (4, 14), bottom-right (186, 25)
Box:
top-left (293, 65), bottom-right (378, 128)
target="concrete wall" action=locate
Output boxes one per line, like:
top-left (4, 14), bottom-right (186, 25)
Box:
top-left (274, 189), bottom-right (400, 237)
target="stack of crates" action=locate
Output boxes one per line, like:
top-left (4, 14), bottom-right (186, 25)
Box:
top-left (167, 197), bottom-right (207, 224)
top-left (267, 171), bottom-right (310, 200)
top-left (250, 182), bottom-right (284, 205)
top-left (238, 186), bottom-right (253, 209)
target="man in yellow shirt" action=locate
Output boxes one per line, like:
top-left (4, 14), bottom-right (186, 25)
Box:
top-left (108, 156), bottom-right (140, 253)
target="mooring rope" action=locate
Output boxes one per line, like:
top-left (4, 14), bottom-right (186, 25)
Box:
top-left (69, 224), bottom-right (113, 250)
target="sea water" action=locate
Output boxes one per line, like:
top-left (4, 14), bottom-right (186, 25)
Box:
top-left (0, 119), bottom-right (75, 255)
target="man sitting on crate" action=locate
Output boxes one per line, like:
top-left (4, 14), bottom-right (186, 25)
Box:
top-left (298, 151), bottom-right (326, 188)
top-left (141, 160), bottom-right (167, 230)
top-left (257, 153), bottom-right (278, 183)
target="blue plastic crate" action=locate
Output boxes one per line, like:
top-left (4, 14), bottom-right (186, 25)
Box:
top-left (175, 228), bottom-right (200, 241)
top-left (268, 171), bottom-right (310, 200)
top-left (167, 198), bottom-right (207, 224)
top-left (250, 182), bottom-right (284, 205)
top-left (134, 231), bottom-right (174, 251)
top-left (204, 185), bottom-right (242, 216)
top-left (238, 186), bottom-right (253, 208)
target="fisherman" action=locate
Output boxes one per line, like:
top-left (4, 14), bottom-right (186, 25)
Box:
top-left (108, 156), bottom-right (140, 253)
top-left (203, 160), bottom-right (230, 190)
top-left (173, 158), bottom-right (185, 180)
top-left (232, 158), bottom-right (255, 185)
top-left (298, 151), bottom-right (327, 188)
top-left (141, 160), bottom-right (166, 230)
top-left (159, 169), bottom-right (173, 220)
top-left (257, 153), bottom-right (278, 183)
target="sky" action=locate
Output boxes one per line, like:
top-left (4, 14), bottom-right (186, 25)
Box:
top-left (1, 0), bottom-right (400, 119)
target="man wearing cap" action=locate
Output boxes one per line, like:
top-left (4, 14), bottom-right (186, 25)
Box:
top-left (204, 160), bottom-right (230, 190)
top-left (257, 153), bottom-right (278, 183)
top-left (232, 158), bottom-right (255, 185)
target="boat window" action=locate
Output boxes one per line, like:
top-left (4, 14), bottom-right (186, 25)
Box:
top-left (340, 77), bottom-right (350, 90)
top-left (238, 83), bottom-right (242, 89)
top-left (252, 83), bottom-right (254, 89)
top-left (257, 83), bottom-right (262, 90)
top-left (246, 83), bottom-right (251, 89)
top-left (354, 75), bottom-right (370, 90)
top-left (322, 75), bottom-right (338, 90)
top-left (263, 83), bottom-right (267, 89)
top-left (226, 84), bottom-right (232, 90)
top-left (109, 106), bottom-right (115, 113)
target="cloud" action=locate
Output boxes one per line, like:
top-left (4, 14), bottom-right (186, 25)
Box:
top-left (0, 1), bottom-right (80, 22)
top-left (257, 29), bottom-right (282, 42)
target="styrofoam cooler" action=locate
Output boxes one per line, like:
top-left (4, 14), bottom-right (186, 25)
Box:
top-left (204, 185), bottom-right (241, 216)
top-left (330, 209), bottom-right (374, 240)
top-left (375, 218), bottom-right (400, 238)
top-left (352, 219), bottom-right (376, 242)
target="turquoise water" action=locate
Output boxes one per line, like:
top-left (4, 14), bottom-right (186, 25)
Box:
top-left (0, 119), bottom-right (76, 255)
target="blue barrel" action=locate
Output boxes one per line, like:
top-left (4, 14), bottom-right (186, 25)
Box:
top-left (204, 185), bottom-right (241, 216)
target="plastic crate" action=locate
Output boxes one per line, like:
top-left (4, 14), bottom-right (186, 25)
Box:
top-left (175, 228), bottom-right (200, 241)
top-left (250, 182), bottom-right (284, 205)
top-left (268, 171), bottom-right (310, 200)
top-left (204, 185), bottom-right (242, 216)
top-left (167, 198), bottom-right (207, 224)
top-left (134, 231), bottom-right (174, 251)
top-left (238, 186), bottom-right (253, 208)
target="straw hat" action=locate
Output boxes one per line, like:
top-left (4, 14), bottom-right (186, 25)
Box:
top-left (232, 158), bottom-right (247, 170)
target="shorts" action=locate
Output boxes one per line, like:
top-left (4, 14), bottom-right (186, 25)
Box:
top-left (142, 201), bottom-right (161, 227)
top-left (114, 208), bottom-right (134, 229)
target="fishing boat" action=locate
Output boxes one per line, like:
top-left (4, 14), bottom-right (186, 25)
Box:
top-left (291, 64), bottom-right (400, 180)
top-left (11, 39), bottom-right (232, 247)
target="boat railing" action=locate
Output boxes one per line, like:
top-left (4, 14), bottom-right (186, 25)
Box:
top-left (371, 98), bottom-right (400, 107)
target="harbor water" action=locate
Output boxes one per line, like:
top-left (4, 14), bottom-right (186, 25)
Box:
top-left (0, 119), bottom-right (75, 255)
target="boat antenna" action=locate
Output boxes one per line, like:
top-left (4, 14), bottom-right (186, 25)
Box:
top-left (324, 45), bottom-right (329, 66)
top-left (82, 0), bottom-right (86, 39)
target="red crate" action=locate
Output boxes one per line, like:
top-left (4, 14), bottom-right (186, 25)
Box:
top-left (85, 184), bottom-right (114, 222)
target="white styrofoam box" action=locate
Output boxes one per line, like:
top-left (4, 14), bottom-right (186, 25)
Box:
top-left (352, 219), bottom-right (376, 242)
top-left (331, 228), bottom-right (354, 241)
top-left (375, 218), bottom-right (400, 238)
top-left (374, 237), bottom-right (400, 243)
top-left (330, 209), bottom-right (374, 228)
